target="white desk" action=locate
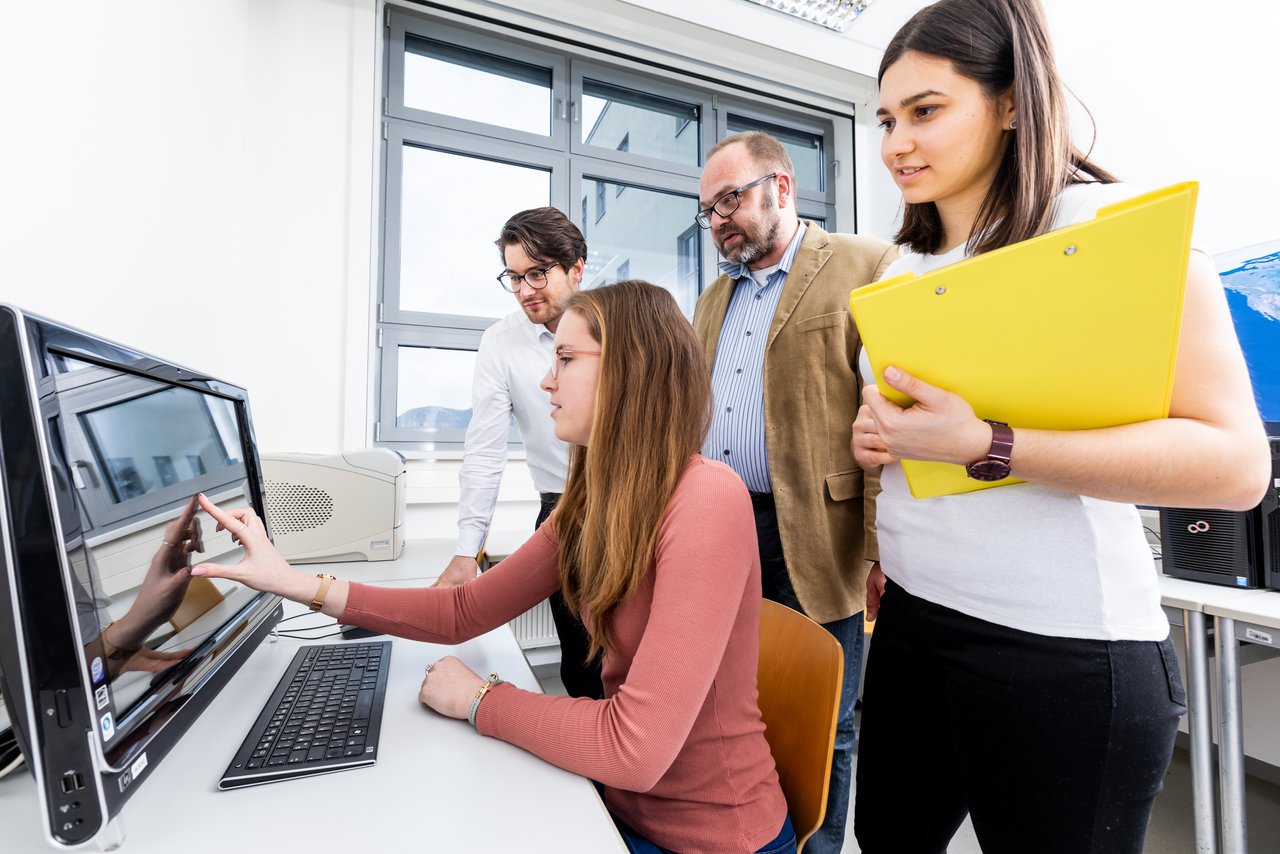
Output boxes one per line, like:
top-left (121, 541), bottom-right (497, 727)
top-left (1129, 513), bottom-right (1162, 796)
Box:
top-left (0, 540), bottom-right (625, 853)
top-left (1158, 574), bottom-right (1264, 854)
top-left (1203, 589), bottom-right (1280, 854)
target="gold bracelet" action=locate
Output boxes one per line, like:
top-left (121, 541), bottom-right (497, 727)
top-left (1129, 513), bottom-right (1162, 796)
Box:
top-left (309, 574), bottom-right (337, 612)
top-left (468, 673), bottom-right (503, 727)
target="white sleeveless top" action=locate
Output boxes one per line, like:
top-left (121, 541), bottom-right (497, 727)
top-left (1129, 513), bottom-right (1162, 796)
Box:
top-left (863, 182), bottom-right (1169, 640)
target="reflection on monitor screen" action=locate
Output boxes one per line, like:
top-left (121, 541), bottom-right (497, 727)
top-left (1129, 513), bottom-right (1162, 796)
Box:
top-left (51, 363), bottom-right (261, 754)
top-left (0, 305), bottom-right (281, 848)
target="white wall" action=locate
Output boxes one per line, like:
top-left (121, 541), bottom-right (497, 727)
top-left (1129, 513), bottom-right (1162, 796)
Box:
top-left (1046, 0), bottom-right (1280, 254)
top-left (0, 0), bottom-right (379, 457)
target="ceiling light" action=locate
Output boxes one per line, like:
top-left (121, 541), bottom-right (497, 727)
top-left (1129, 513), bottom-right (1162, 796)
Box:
top-left (743, 0), bottom-right (877, 33)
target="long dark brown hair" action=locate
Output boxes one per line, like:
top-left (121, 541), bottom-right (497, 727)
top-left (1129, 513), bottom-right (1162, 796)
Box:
top-left (553, 280), bottom-right (712, 658)
top-left (879, 0), bottom-right (1117, 256)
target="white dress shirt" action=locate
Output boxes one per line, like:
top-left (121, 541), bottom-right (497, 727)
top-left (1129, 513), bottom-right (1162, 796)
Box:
top-left (456, 309), bottom-right (569, 556)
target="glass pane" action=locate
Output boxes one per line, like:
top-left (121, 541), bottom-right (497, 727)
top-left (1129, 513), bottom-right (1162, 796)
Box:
top-left (396, 347), bottom-right (476, 430)
top-left (581, 79), bottom-right (699, 166)
top-left (727, 116), bottom-right (824, 194)
top-left (404, 35), bottom-right (552, 136)
top-left (399, 146), bottom-right (550, 317)
top-left (581, 178), bottom-right (701, 317)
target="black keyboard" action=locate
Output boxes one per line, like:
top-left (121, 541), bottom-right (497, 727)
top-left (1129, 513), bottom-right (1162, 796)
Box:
top-left (219, 640), bottom-right (391, 790)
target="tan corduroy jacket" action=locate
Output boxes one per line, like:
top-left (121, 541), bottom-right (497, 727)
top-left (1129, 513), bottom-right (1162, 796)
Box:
top-left (693, 222), bottom-right (898, 623)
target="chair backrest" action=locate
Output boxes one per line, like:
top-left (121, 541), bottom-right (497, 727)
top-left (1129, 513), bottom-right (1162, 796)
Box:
top-left (757, 599), bottom-right (844, 852)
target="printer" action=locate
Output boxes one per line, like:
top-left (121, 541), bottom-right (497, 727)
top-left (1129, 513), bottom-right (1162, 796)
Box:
top-left (260, 449), bottom-right (406, 563)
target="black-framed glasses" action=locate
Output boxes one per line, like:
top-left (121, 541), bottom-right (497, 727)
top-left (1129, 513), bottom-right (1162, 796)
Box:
top-left (695, 173), bottom-right (777, 229)
top-left (497, 263), bottom-right (558, 293)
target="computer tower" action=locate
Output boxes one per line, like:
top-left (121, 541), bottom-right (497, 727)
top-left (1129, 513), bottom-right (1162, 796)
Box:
top-left (1160, 433), bottom-right (1280, 589)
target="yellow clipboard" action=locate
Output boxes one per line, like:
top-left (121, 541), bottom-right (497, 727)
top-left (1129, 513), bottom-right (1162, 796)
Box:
top-left (849, 182), bottom-right (1197, 499)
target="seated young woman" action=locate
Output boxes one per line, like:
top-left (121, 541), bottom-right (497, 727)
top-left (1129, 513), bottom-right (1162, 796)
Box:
top-left (192, 280), bottom-right (794, 854)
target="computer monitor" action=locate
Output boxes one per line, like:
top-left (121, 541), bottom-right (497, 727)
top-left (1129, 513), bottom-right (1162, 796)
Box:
top-left (0, 305), bottom-right (281, 848)
top-left (1218, 243), bottom-right (1279, 423)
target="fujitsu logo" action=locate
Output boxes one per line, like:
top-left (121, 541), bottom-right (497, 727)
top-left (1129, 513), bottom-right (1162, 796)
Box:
top-left (1187, 520), bottom-right (1211, 534)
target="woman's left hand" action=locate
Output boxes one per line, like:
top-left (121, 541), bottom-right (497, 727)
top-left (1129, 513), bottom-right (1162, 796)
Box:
top-left (419, 656), bottom-right (487, 720)
top-left (863, 366), bottom-right (993, 466)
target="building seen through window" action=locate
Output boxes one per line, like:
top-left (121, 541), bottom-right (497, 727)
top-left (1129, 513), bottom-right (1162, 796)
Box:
top-left (376, 9), bottom-right (845, 451)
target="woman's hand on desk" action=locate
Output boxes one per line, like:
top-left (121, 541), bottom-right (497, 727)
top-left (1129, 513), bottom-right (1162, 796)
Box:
top-left (860, 368), bottom-right (991, 466)
top-left (419, 656), bottom-right (486, 720)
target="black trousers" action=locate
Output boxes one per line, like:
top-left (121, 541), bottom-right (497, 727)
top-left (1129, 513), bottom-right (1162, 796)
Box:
top-left (854, 580), bottom-right (1186, 854)
top-left (537, 494), bottom-right (603, 700)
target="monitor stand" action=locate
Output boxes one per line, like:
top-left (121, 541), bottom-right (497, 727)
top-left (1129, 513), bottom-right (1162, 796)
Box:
top-left (95, 815), bottom-right (125, 851)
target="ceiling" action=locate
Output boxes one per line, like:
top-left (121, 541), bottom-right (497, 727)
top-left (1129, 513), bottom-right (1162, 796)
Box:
top-left (616, 0), bottom-right (1152, 80)
top-left (616, 0), bottom-right (934, 79)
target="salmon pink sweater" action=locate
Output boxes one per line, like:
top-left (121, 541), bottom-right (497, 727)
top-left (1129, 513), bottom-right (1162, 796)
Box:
top-left (342, 457), bottom-right (787, 853)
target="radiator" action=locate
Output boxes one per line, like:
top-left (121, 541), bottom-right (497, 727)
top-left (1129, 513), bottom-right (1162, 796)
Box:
top-left (509, 599), bottom-right (559, 649)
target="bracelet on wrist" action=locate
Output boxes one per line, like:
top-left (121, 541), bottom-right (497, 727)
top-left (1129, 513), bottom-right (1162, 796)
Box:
top-left (468, 673), bottom-right (503, 728)
top-left (309, 574), bottom-right (337, 612)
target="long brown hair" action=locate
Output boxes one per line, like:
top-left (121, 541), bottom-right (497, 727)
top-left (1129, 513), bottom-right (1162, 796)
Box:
top-left (879, 0), bottom-right (1117, 256)
top-left (553, 280), bottom-right (711, 658)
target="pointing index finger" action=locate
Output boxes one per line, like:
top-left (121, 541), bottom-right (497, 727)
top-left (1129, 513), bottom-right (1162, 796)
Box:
top-left (196, 493), bottom-right (238, 530)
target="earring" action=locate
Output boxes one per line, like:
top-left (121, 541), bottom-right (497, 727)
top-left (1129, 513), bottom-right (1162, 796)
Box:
top-left (1009, 119), bottom-right (1018, 130)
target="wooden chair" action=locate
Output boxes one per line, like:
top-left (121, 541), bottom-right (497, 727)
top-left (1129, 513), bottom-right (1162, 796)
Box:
top-left (757, 599), bottom-right (844, 852)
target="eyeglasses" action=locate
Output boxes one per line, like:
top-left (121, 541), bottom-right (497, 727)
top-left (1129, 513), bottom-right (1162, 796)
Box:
top-left (695, 173), bottom-right (777, 229)
top-left (550, 347), bottom-right (602, 379)
top-left (497, 263), bottom-right (559, 293)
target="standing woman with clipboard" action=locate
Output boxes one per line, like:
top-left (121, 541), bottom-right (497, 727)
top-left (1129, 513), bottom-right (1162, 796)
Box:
top-left (850, 0), bottom-right (1270, 852)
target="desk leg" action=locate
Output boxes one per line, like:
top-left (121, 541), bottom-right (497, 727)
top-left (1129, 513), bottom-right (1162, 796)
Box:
top-left (1185, 610), bottom-right (1217, 854)
top-left (1215, 616), bottom-right (1247, 854)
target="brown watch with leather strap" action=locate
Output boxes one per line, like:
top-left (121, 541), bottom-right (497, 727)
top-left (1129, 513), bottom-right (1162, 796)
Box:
top-left (966, 420), bottom-right (1014, 482)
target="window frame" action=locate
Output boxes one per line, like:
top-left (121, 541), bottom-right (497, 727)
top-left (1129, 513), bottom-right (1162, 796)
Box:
top-left (376, 7), bottom-right (849, 454)
top-left (381, 120), bottom-right (570, 331)
top-left (387, 16), bottom-right (569, 153)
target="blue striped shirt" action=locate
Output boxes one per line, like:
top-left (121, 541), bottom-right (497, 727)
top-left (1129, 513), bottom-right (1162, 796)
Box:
top-left (702, 223), bottom-right (807, 493)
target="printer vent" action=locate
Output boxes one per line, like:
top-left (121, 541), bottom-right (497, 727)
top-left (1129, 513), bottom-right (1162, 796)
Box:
top-left (265, 480), bottom-right (335, 534)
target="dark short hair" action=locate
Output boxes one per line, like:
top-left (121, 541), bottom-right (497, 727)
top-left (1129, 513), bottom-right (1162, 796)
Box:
top-left (495, 207), bottom-right (587, 270)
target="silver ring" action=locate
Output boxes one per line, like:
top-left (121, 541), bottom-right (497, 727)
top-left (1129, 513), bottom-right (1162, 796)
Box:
top-left (162, 540), bottom-right (178, 547)
top-left (424, 663), bottom-right (434, 674)
top-left (235, 522), bottom-right (247, 534)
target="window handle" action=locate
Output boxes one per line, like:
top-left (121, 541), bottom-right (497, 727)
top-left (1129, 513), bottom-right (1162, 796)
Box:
top-left (72, 460), bottom-right (99, 489)
top-left (557, 98), bottom-right (567, 120)
top-left (570, 100), bottom-right (579, 123)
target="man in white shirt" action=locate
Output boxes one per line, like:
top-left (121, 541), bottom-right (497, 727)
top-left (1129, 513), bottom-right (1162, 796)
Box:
top-left (433, 207), bottom-right (602, 700)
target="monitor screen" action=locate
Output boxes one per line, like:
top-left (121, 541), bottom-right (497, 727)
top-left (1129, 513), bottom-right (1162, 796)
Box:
top-left (0, 305), bottom-right (281, 848)
top-left (1217, 243), bottom-right (1280, 423)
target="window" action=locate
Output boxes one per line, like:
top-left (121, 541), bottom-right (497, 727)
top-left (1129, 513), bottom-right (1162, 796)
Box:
top-left (615, 135), bottom-right (629, 196)
top-left (377, 9), bottom-right (845, 451)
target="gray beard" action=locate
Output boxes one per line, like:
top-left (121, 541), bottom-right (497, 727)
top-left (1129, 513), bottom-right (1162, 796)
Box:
top-left (726, 217), bottom-right (780, 265)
